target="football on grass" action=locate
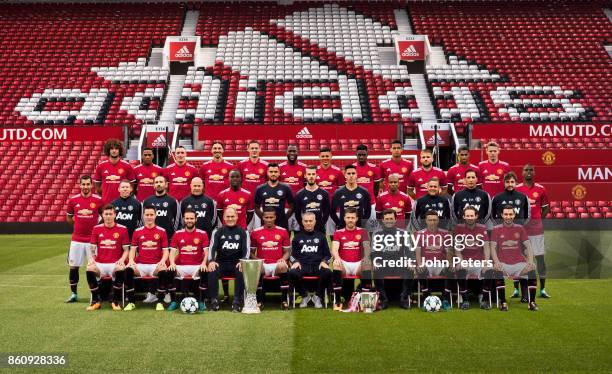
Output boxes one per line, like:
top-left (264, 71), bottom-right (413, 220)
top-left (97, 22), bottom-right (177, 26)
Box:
top-left (180, 297), bottom-right (198, 314)
top-left (423, 296), bottom-right (441, 312)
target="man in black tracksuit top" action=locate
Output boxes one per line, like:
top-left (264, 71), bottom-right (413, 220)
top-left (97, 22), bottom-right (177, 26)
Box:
top-left (112, 180), bottom-right (142, 239)
top-left (331, 165), bottom-right (371, 230)
top-left (411, 177), bottom-right (451, 231)
top-left (207, 207), bottom-right (249, 312)
top-left (143, 175), bottom-right (180, 240)
top-left (288, 212), bottom-right (332, 308)
top-left (180, 177), bottom-right (216, 238)
top-left (451, 169), bottom-right (491, 225)
top-left (254, 163), bottom-right (295, 230)
top-left (294, 165), bottom-right (330, 233)
top-left (491, 172), bottom-right (530, 226)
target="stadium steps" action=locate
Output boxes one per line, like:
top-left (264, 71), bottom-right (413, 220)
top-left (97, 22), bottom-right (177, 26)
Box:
top-left (148, 48), bottom-right (164, 67)
top-left (126, 139), bottom-right (140, 160)
top-left (393, 9), bottom-right (412, 34)
top-left (182, 10), bottom-right (199, 36)
top-left (158, 74), bottom-right (186, 131)
top-left (428, 46), bottom-right (448, 66)
top-left (178, 139), bottom-right (193, 150)
top-left (604, 8), bottom-right (612, 23)
top-left (408, 74), bottom-right (437, 122)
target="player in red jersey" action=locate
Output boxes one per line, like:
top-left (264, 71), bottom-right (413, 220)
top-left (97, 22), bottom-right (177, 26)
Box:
top-left (376, 174), bottom-right (412, 227)
top-left (379, 139), bottom-right (413, 193)
top-left (516, 164), bottom-right (551, 298)
top-left (250, 208), bottom-right (291, 309)
top-left (85, 205), bottom-right (130, 311)
top-left (316, 147), bottom-right (345, 236)
top-left (478, 141), bottom-right (511, 198)
top-left (355, 144), bottom-right (382, 208)
top-left (167, 209), bottom-right (210, 312)
top-left (94, 139), bottom-right (135, 204)
top-left (331, 208), bottom-right (371, 310)
top-left (407, 149), bottom-right (447, 199)
top-left (280, 144), bottom-right (306, 231)
top-left (134, 147), bottom-right (163, 202)
top-left (490, 205), bottom-right (538, 311)
top-left (163, 145), bottom-right (198, 201)
top-left (447, 145), bottom-right (481, 194)
top-left (199, 141), bottom-right (233, 201)
top-left (216, 170), bottom-right (254, 230)
top-left (124, 206), bottom-right (170, 311)
top-left (237, 140), bottom-right (268, 229)
top-left (65, 175), bottom-right (103, 303)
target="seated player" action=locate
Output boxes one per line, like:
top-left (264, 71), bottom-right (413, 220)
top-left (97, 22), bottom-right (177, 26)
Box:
top-left (288, 212), bottom-right (332, 309)
top-left (490, 205), bottom-right (538, 311)
top-left (85, 204), bottom-right (130, 311)
top-left (250, 208), bottom-right (291, 310)
top-left (124, 206), bottom-right (170, 311)
top-left (415, 210), bottom-right (454, 311)
top-left (167, 209), bottom-right (210, 312)
top-left (331, 208), bottom-right (372, 311)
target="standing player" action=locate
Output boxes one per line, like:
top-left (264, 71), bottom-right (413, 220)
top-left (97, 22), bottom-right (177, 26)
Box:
top-left (279, 144), bottom-right (306, 197)
top-left (112, 180), bottom-right (142, 239)
top-left (85, 205), bottom-right (129, 311)
top-left (407, 149), bottom-right (447, 199)
top-left (379, 139), bottom-right (413, 193)
top-left (331, 208), bottom-right (371, 310)
top-left (163, 146), bottom-right (198, 201)
top-left (490, 206), bottom-right (538, 311)
top-left (411, 178), bottom-right (451, 231)
top-left (447, 145), bottom-right (480, 194)
top-left (133, 147), bottom-right (162, 202)
top-left (65, 175), bottom-right (103, 303)
top-left (294, 165), bottom-right (330, 234)
top-left (237, 140), bottom-right (268, 229)
top-left (331, 165), bottom-right (372, 230)
top-left (180, 177), bottom-right (216, 238)
top-left (250, 208), bottom-right (291, 309)
top-left (207, 207), bottom-right (250, 312)
top-left (254, 163), bottom-right (294, 230)
top-left (516, 164), bottom-right (551, 298)
top-left (376, 174), bottom-right (412, 226)
top-left (216, 170), bottom-right (254, 230)
top-left (451, 170), bottom-right (491, 224)
top-left (354, 144), bottom-right (382, 211)
top-left (478, 141), bottom-right (511, 198)
top-left (316, 147), bottom-right (345, 236)
top-left (199, 141), bottom-right (233, 202)
top-left (143, 176), bottom-right (180, 240)
top-left (124, 206), bottom-right (170, 311)
top-left (94, 139), bottom-right (135, 204)
top-left (289, 212), bottom-right (332, 309)
top-left (167, 209), bottom-right (209, 312)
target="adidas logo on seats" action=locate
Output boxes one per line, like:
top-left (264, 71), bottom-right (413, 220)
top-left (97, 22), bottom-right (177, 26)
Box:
top-left (152, 134), bottom-right (166, 147)
top-left (174, 46), bottom-right (193, 58)
top-left (401, 45), bottom-right (418, 57)
top-left (296, 127), bottom-right (313, 139)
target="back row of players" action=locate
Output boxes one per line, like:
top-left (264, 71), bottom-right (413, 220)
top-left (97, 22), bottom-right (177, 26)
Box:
top-left (66, 138), bottom-right (550, 311)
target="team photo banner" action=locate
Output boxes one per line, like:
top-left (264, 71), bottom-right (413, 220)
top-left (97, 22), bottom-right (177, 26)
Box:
top-left (0, 126), bottom-right (124, 142)
top-left (470, 149), bottom-right (612, 167)
top-left (197, 124), bottom-right (399, 141)
top-left (472, 123), bottom-right (612, 139)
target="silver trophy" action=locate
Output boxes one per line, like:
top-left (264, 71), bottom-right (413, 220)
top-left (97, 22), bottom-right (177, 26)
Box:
top-left (359, 292), bottom-right (378, 313)
top-left (240, 259), bottom-right (263, 314)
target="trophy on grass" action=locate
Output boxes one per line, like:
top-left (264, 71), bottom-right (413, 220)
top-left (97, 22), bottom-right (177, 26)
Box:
top-left (241, 259), bottom-right (263, 314)
top-left (359, 292), bottom-right (378, 313)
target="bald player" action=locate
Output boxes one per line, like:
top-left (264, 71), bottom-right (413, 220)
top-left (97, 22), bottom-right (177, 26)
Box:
top-left (180, 177), bottom-right (216, 238)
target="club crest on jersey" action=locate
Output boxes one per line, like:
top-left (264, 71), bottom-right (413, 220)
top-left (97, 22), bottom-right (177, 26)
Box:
top-left (238, 198), bottom-right (245, 203)
top-left (356, 193), bottom-right (362, 199)
top-left (401, 167), bottom-right (407, 173)
top-left (258, 169), bottom-right (264, 174)
top-left (475, 196), bottom-right (482, 202)
top-left (222, 168), bottom-right (228, 174)
top-left (185, 171), bottom-right (191, 177)
top-left (515, 199), bottom-right (521, 205)
top-left (314, 238), bottom-right (320, 244)
top-left (329, 175), bottom-right (335, 180)
top-left (152, 172), bottom-right (158, 177)
top-left (399, 201), bottom-right (404, 206)
top-left (355, 234), bottom-right (362, 240)
top-left (113, 232), bottom-right (120, 239)
top-left (316, 194), bottom-right (323, 201)
top-left (533, 192), bottom-right (539, 198)
top-left (154, 234), bottom-right (160, 240)
top-left (163, 202), bottom-right (168, 207)
top-left (128, 205), bottom-right (133, 211)
top-left (514, 232), bottom-right (520, 239)
top-left (274, 234), bottom-right (281, 240)
top-left (90, 203), bottom-right (97, 208)
top-left (119, 168), bottom-right (124, 174)
top-left (234, 235), bottom-right (240, 240)
top-left (277, 190), bottom-right (283, 196)
top-left (367, 171), bottom-right (373, 176)
top-left (194, 238), bottom-right (200, 244)
top-left (496, 169), bottom-right (503, 174)
top-left (297, 171), bottom-right (303, 177)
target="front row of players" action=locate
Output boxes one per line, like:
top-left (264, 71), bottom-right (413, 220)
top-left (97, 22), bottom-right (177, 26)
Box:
top-left (84, 202), bottom-right (538, 312)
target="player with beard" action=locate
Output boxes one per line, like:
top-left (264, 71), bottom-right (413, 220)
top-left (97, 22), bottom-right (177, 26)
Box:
top-left (134, 147), bottom-right (163, 202)
top-left (331, 165), bottom-right (371, 230)
top-left (143, 175), bottom-right (180, 240)
top-left (491, 172), bottom-right (530, 226)
top-left (254, 163), bottom-right (294, 230)
top-left (294, 165), bottom-right (330, 234)
top-left (163, 146), bottom-right (198, 201)
top-left (94, 139), bottom-right (135, 204)
top-left (376, 174), bottom-right (412, 227)
top-left (316, 147), bottom-right (345, 236)
top-left (478, 142), bottom-right (511, 198)
top-left (451, 169), bottom-right (491, 225)
top-left (379, 139), bottom-right (413, 193)
top-left (411, 177), bottom-right (451, 231)
top-left (111, 180), bottom-right (142, 239)
top-left (237, 140), bottom-right (268, 230)
top-left (180, 177), bottom-right (216, 238)
top-left (199, 141), bottom-right (233, 201)
top-left (447, 145), bottom-right (481, 194)
top-left (355, 144), bottom-right (382, 218)
top-left (407, 149), bottom-right (447, 199)
top-left (280, 145), bottom-right (306, 232)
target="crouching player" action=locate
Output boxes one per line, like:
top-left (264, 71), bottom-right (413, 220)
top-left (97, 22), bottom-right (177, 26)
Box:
top-left (167, 209), bottom-right (209, 312)
top-left (124, 206), bottom-right (170, 311)
top-left (331, 208), bottom-right (372, 311)
top-left (86, 204), bottom-right (130, 311)
top-left (250, 208), bottom-right (291, 310)
top-left (490, 205), bottom-right (538, 311)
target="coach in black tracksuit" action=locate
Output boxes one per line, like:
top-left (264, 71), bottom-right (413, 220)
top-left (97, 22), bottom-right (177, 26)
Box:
top-left (207, 208), bottom-right (249, 311)
top-left (180, 177), bottom-right (216, 238)
top-left (491, 172), bottom-right (530, 226)
top-left (143, 176), bottom-right (180, 239)
top-left (411, 178), bottom-right (451, 231)
top-left (288, 212), bottom-right (332, 301)
top-left (112, 182), bottom-right (142, 239)
top-left (451, 169), bottom-right (491, 225)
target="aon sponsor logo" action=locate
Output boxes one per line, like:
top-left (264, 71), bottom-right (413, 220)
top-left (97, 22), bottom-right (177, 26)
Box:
top-left (156, 210), bottom-right (168, 217)
top-left (301, 245), bottom-right (318, 253)
top-left (116, 212), bottom-right (133, 220)
top-left (222, 242), bottom-right (240, 250)
top-left (196, 211), bottom-right (207, 218)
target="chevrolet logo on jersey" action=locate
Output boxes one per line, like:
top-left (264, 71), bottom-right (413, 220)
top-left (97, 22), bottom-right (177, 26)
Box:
top-left (262, 241), bottom-right (278, 248)
top-left (228, 204), bottom-right (242, 211)
top-left (142, 240), bottom-right (158, 248)
top-left (141, 178), bottom-right (154, 184)
top-left (180, 245), bottom-right (197, 253)
top-left (107, 175), bottom-right (121, 181)
top-left (343, 241), bottom-right (360, 249)
top-left (285, 176), bottom-right (298, 183)
top-left (99, 239), bottom-right (116, 246)
top-left (501, 240), bottom-right (518, 247)
top-left (210, 174), bottom-right (223, 181)
top-left (265, 197), bottom-right (280, 204)
top-left (77, 209), bottom-right (93, 216)
top-left (245, 173), bottom-right (259, 180)
top-left (306, 202), bottom-right (320, 209)
top-left (357, 177), bottom-right (370, 183)
top-left (173, 177), bottom-right (188, 183)
top-left (344, 200), bottom-right (359, 207)
top-left (319, 180), bottom-right (332, 186)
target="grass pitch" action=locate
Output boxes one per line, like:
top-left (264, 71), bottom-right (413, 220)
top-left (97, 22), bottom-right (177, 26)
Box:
top-left (0, 234), bottom-right (611, 373)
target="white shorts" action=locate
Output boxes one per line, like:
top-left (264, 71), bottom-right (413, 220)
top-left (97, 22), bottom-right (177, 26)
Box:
top-left (325, 216), bottom-right (336, 236)
top-left (529, 235), bottom-right (545, 256)
top-left (67, 241), bottom-right (89, 267)
top-left (263, 263), bottom-right (278, 277)
top-left (501, 262), bottom-right (529, 279)
top-left (341, 260), bottom-right (361, 276)
top-left (95, 262), bottom-right (119, 279)
top-left (135, 263), bottom-right (158, 277)
top-left (176, 265), bottom-right (200, 280)
top-left (426, 266), bottom-right (445, 277)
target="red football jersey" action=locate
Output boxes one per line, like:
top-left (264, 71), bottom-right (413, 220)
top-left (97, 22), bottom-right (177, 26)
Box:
top-left (516, 183), bottom-right (549, 236)
top-left (478, 160), bottom-right (511, 198)
top-left (491, 224), bottom-right (529, 265)
top-left (199, 159), bottom-right (233, 201)
top-left (407, 167), bottom-right (447, 199)
top-left (170, 228), bottom-right (209, 265)
top-left (417, 228), bottom-right (451, 262)
top-left (453, 223), bottom-right (489, 261)
top-left (316, 165), bottom-right (345, 199)
top-left (90, 223), bottom-right (129, 263)
top-left (163, 162), bottom-right (198, 202)
top-left (216, 187), bottom-right (254, 229)
top-left (131, 225), bottom-right (169, 264)
top-left (250, 226), bottom-right (290, 264)
top-left (279, 161), bottom-right (307, 196)
top-left (333, 227), bottom-right (367, 262)
top-left (375, 190), bottom-right (412, 226)
top-left (447, 163), bottom-right (480, 192)
top-left (379, 158), bottom-right (413, 192)
top-left (237, 158), bottom-right (268, 196)
top-left (93, 159), bottom-right (136, 204)
top-left (134, 163), bottom-right (163, 202)
top-left (355, 162), bottom-right (382, 202)
top-left (67, 193), bottom-right (103, 243)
